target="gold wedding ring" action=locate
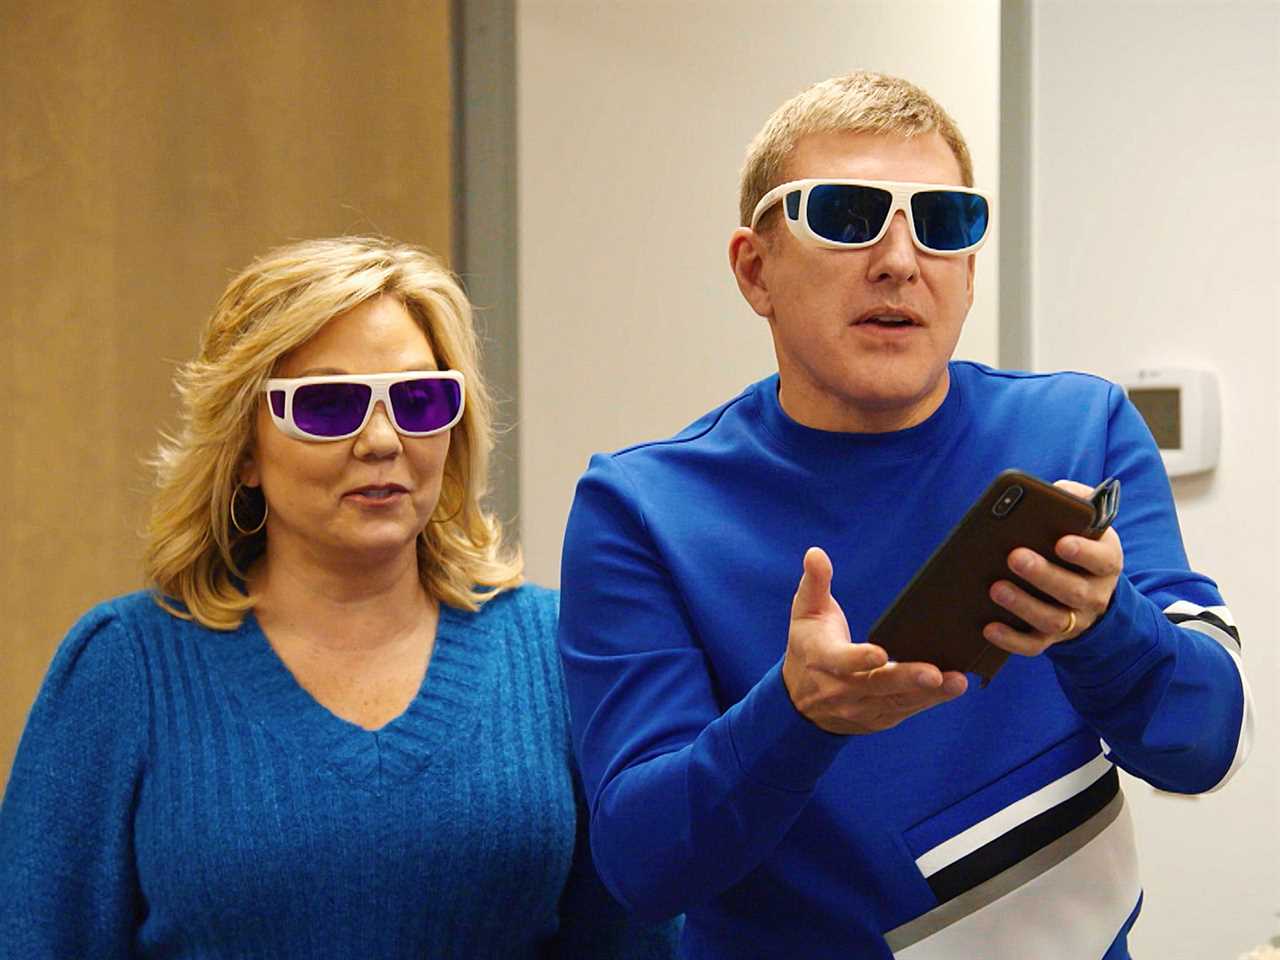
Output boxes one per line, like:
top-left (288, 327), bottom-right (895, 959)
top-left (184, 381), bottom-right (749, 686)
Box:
top-left (1062, 609), bottom-right (1078, 637)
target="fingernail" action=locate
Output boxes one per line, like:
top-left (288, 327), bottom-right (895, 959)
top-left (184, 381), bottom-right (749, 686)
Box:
top-left (1060, 539), bottom-right (1079, 559)
top-left (993, 585), bottom-right (1014, 604)
top-left (1011, 554), bottom-right (1033, 574)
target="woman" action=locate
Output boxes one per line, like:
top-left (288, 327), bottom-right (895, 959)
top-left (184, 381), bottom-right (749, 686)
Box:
top-left (0, 237), bottom-right (677, 958)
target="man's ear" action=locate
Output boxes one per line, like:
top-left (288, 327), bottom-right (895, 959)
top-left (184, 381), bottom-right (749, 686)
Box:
top-left (729, 227), bottom-right (774, 320)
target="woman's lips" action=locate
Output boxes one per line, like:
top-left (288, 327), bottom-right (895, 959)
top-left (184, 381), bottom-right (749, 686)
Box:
top-left (344, 484), bottom-right (408, 504)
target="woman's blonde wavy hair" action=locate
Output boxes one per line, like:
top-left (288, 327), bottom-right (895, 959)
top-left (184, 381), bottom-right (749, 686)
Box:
top-left (145, 236), bottom-right (522, 630)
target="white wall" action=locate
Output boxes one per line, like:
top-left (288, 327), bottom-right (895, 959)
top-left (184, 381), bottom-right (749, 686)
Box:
top-left (517, 0), bottom-right (1001, 584)
top-left (1031, 2), bottom-right (1280, 955)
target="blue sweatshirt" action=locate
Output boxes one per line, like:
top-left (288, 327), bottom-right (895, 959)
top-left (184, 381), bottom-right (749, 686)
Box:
top-left (0, 585), bottom-right (679, 959)
top-left (558, 363), bottom-right (1251, 959)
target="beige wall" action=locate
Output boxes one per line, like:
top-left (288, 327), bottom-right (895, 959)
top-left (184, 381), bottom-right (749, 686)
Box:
top-left (0, 1), bottom-right (454, 790)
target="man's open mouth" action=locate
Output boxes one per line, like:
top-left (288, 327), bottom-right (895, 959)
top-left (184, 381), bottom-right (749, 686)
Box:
top-left (857, 314), bottom-right (919, 328)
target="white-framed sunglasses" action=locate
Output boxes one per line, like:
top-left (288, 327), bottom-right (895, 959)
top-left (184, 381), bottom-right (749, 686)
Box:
top-left (263, 370), bottom-right (465, 442)
top-left (751, 178), bottom-right (992, 256)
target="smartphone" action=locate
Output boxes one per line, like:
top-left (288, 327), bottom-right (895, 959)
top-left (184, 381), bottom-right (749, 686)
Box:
top-left (866, 470), bottom-right (1120, 685)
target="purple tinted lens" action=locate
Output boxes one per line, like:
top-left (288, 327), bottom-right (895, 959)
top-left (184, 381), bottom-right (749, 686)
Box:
top-left (389, 377), bottom-right (462, 433)
top-left (292, 382), bottom-right (372, 436)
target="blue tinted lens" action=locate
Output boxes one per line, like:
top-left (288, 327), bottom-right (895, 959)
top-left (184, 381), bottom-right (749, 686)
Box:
top-left (293, 382), bottom-right (371, 436)
top-left (807, 184), bottom-right (893, 244)
top-left (910, 191), bottom-right (989, 251)
top-left (389, 377), bottom-right (462, 433)
top-left (784, 190), bottom-right (801, 220)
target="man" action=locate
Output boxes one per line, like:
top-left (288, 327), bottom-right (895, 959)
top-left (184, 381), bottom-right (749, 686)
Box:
top-left (557, 72), bottom-right (1251, 959)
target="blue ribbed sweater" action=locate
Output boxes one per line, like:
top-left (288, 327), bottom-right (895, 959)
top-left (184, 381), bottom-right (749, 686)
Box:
top-left (0, 585), bottom-right (678, 958)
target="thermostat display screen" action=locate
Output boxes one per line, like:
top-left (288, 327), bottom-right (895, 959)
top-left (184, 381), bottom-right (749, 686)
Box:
top-left (1129, 388), bottom-right (1181, 449)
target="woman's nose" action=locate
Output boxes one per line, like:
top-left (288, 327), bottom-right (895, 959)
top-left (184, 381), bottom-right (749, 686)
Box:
top-left (352, 401), bottom-right (403, 457)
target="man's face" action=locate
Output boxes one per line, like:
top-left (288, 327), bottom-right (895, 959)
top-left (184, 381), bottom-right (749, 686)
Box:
top-left (746, 130), bottom-right (976, 432)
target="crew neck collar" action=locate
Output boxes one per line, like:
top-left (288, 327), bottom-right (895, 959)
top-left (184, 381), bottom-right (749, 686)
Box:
top-left (755, 363), bottom-right (965, 463)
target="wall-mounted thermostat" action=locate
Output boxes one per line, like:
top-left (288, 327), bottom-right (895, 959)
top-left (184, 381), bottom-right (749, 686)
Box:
top-left (1121, 368), bottom-right (1220, 477)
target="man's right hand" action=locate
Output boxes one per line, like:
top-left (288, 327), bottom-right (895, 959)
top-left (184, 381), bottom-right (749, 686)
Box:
top-left (781, 546), bottom-right (969, 735)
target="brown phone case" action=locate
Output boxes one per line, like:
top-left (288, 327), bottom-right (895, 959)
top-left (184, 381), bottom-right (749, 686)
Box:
top-left (866, 470), bottom-right (1120, 685)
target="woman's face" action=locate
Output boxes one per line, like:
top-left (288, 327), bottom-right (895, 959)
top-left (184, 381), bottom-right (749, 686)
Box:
top-left (241, 294), bottom-right (453, 572)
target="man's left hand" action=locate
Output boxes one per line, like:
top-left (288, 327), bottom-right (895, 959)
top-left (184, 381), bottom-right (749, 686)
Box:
top-left (982, 479), bottom-right (1125, 657)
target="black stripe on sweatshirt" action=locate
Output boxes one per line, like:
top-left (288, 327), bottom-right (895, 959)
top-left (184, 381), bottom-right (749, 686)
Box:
top-left (925, 767), bottom-right (1120, 906)
top-left (1165, 611), bottom-right (1241, 648)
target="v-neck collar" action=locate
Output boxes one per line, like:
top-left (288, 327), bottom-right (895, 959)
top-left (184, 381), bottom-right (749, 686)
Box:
top-left (200, 603), bottom-right (491, 795)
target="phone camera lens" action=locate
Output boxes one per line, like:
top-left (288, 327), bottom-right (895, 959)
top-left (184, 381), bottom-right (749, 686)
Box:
top-left (992, 484), bottom-right (1024, 517)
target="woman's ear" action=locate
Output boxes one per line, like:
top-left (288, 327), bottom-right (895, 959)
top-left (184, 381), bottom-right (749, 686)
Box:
top-left (728, 227), bottom-right (774, 320)
top-left (239, 455), bottom-right (260, 489)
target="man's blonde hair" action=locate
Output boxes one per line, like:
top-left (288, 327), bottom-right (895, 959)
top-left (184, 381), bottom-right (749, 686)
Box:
top-left (739, 70), bottom-right (975, 228)
top-left (144, 236), bottom-right (522, 630)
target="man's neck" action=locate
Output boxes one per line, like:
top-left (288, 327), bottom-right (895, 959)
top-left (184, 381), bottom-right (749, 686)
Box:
top-left (776, 368), bottom-right (951, 434)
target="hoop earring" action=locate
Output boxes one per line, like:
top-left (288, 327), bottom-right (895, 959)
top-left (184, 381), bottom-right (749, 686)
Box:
top-left (231, 483), bottom-right (268, 536)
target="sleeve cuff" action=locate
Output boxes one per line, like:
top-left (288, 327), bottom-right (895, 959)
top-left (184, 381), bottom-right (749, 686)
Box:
top-left (1047, 574), bottom-right (1160, 691)
top-left (723, 661), bottom-right (848, 793)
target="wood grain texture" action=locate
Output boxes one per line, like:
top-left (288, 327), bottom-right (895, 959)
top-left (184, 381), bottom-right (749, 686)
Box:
top-left (0, 0), bottom-right (454, 790)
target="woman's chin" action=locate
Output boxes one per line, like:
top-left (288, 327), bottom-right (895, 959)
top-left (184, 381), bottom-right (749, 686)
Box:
top-left (302, 525), bottom-right (424, 572)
